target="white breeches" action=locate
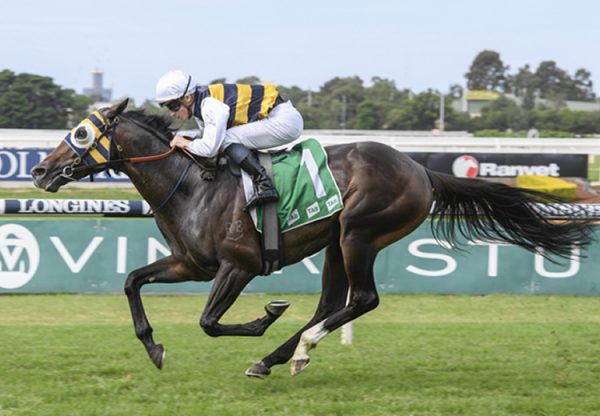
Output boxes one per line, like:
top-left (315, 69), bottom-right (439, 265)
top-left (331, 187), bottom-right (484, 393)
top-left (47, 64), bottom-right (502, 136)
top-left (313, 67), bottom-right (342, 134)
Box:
top-left (223, 101), bottom-right (304, 150)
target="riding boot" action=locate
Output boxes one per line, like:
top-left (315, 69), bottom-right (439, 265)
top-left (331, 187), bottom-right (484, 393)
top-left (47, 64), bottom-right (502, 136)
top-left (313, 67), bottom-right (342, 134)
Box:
top-left (224, 144), bottom-right (279, 210)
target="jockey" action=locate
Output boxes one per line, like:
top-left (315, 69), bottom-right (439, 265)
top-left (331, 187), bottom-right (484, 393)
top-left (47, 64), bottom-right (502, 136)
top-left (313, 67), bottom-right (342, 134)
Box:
top-left (155, 70), bottom-right (304, 210)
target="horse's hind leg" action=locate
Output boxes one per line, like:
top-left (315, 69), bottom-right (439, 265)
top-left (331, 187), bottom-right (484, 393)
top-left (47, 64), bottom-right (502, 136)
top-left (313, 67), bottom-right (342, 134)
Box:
top-left (291, 235), bottom-right (379, 375)
top-left (246, 241), bottom-right (349, 378)
top-left (288, 162), bottom-right (432, 375)
top-left (124, 256), bottom-right (192, 369)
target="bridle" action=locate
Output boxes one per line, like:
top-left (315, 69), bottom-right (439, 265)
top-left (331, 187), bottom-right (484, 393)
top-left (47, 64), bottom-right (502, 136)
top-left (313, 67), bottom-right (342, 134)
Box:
top-left (60, 110), bottom-right (195, 213)
top-left (60, 111), bottom-right (178, 182)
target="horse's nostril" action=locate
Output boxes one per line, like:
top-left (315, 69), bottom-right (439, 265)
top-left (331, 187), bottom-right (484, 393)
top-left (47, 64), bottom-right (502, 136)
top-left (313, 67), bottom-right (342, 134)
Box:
top-left (31, 166), bottom-right (46, 178)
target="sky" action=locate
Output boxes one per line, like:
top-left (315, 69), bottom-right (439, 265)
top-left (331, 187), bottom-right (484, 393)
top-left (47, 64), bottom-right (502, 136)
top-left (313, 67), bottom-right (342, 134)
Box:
top-left (1, 0), bottom-right (599, 105)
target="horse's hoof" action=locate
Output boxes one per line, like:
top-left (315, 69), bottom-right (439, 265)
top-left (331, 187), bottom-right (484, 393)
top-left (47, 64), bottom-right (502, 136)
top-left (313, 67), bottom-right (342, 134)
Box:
top-left (149, 344), bottom-right (165, 370)
top-left (245, 361), bottom-right (271, 379)
top-left (265, 300), bottom-right (290, 317)
top-left (290, 357), bottom-right (310, 376)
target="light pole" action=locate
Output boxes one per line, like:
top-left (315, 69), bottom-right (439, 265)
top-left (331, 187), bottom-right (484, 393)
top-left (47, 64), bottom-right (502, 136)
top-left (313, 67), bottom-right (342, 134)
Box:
top-left (439, 93), bottom-right (445, 133)
top-left (341, 95), bottom-right (347, 129)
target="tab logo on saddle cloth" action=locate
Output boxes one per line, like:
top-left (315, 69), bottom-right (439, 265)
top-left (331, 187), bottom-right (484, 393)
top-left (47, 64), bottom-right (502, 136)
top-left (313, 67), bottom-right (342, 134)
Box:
top-left (255, 138), bottom-right (343, 233)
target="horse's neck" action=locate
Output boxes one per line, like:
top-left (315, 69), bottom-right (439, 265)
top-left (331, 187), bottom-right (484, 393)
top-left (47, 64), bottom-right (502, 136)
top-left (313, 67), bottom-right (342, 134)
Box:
top-left (124, 155), bottom-right (223, 211)
top-left (116, 125), bottom-right (233, 221)
top-left (123, 155), bottom-right (201, 211)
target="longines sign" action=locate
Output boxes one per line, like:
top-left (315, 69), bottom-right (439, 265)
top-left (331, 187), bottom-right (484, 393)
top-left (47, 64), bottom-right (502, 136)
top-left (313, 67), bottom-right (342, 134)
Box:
top-left (1, 219), bottom-right (598, 295)
top-left (0, 199), bottom-right (151, 216)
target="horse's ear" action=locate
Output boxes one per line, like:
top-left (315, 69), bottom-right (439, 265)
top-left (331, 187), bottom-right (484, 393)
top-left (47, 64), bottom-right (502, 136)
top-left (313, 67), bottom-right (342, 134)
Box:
top-left (106, 98), bottom-right (130, 120)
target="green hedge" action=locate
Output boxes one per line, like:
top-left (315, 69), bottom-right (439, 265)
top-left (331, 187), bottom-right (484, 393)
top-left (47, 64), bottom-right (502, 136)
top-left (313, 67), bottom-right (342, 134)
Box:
top-left (473, 130), bottom-right (578, 138)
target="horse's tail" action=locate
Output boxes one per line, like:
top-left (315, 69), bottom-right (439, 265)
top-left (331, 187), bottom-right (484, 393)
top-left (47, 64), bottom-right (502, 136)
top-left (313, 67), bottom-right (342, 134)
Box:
top-left (425, 169), bottom-right (594, 260)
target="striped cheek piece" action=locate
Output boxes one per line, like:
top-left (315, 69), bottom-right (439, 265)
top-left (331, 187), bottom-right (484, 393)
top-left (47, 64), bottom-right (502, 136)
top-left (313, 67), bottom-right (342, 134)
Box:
top-left (63, 111), bottom-right (111, 165)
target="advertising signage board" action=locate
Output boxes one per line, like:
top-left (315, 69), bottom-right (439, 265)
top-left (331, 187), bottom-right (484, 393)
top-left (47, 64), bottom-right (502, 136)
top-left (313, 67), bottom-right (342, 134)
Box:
top-left (1, 219), bottom-right (599, 295)
top-left (0, 148), bottom-right (589, 182)
top-left (408, 152), bottom-right (588, 178)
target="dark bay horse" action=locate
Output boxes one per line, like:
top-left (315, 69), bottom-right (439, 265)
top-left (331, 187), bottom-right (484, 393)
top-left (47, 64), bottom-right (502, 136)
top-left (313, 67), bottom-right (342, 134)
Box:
top-left (31, 99), bottom-right (594, 378)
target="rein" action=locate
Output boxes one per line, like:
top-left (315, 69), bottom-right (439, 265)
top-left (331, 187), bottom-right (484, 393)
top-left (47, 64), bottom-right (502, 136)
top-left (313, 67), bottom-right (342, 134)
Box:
top-left (127, 146), bottom-right (177, 163)
top-left (151, 159), bottom-right (193, 214)
top-left (120, 116), bottom-right (199, 163)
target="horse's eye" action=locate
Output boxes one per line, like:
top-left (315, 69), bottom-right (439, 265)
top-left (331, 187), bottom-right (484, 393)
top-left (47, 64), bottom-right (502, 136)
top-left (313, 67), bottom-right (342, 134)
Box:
top-left (72, 123), bottom-right (96, 148)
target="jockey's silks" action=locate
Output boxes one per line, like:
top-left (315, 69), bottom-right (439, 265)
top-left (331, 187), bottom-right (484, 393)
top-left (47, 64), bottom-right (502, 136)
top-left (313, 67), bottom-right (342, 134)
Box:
top-left (194, 83), bottom-right (282, 128)
top-left (63, 111), bottom-right (111, 165)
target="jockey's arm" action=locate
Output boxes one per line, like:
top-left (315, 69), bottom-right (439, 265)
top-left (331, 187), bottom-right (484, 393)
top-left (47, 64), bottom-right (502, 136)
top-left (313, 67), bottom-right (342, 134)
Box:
top-left (176, 129), bottom-right (203, 139)
top-left (182, 97), bottom-right (230, 158)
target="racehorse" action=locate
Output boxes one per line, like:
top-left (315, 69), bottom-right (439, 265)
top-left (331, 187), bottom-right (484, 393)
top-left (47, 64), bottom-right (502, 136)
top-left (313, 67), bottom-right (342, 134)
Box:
top-left (31, 99), bottom-right (594, 378)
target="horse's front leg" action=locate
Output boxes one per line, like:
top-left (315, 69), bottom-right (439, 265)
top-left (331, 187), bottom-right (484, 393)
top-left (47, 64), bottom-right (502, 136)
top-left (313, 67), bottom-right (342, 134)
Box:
top-left (199, 260), bottom-right (289, 337)
top-left (124, 255), bottom-right (192, 369)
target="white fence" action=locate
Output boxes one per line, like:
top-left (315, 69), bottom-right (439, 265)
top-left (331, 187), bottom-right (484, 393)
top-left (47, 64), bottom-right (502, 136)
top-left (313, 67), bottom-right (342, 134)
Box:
top-left (3, 128), bottom-right (600, 154)
top-left (302, 130), bottom-right (600, 155)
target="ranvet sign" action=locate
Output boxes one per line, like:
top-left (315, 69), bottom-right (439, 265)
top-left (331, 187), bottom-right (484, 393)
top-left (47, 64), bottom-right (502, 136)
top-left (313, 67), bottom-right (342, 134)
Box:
top-left (408, 152), bottom-right (588, 178)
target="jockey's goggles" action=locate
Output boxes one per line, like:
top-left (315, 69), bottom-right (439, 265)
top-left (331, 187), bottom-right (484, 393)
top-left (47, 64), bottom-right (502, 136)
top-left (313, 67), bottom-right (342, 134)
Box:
top-left (161, 99), bottom-right (182, 112)
top-left (160, 75), bottom-right (192, 112)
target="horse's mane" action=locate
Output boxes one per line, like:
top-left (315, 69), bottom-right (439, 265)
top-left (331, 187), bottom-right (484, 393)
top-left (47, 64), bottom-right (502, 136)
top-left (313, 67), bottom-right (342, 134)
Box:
top-left (122, 110), bottom-right (175, 138)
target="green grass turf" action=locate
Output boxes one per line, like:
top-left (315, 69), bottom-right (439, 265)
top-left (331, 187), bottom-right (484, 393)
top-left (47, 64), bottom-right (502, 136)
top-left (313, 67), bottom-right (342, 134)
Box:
top-left (0, 187), bottom-right (142, 200)
top-left (2, 294), bottom-right (600, 416)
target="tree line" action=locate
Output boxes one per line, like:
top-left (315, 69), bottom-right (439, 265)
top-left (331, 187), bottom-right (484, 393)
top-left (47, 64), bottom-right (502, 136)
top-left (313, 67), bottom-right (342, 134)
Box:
top-left (0, 69), bottom-right (92, 129)
top-left (465, 50), bottom-right (596, 103)
top-left (1, 50), bottom-right (599, 135)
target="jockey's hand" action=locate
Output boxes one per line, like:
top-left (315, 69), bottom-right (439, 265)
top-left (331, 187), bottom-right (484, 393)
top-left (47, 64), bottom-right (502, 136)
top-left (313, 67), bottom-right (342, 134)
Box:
top-left (170, 135), bottom-right (192, 149)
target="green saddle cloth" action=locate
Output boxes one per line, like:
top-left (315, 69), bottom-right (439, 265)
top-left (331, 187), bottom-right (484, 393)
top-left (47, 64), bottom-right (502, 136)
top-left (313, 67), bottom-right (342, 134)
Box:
top-left (256, 138), bottom-right (343, 233)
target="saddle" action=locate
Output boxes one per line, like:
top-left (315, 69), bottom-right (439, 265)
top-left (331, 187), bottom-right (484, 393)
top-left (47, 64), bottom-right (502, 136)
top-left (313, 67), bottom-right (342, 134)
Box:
top-left (187, 153), bottom-right (218, 181)
top-left (187, 153), bottom-right (249, 180)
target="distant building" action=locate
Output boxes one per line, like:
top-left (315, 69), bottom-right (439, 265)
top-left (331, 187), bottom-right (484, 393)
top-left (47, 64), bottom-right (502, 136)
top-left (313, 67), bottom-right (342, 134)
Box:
top-left (83, 70), bottom-right (112, 102)
top-left (461, 90), bottom-right (501, 116)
